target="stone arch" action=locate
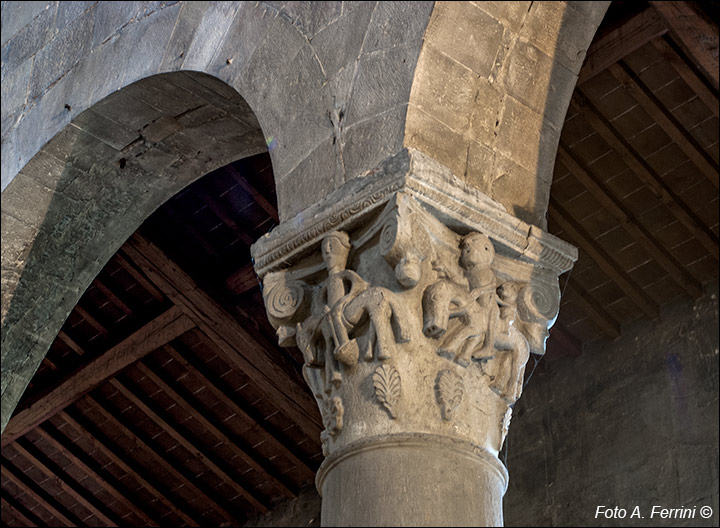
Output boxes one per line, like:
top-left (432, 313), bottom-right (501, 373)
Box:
top-left (405, 1), bottom-right (610, 227)
top-left (1, 70), bottom-right (267, 431)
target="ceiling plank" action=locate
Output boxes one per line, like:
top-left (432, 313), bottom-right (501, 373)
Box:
top-left (557, 145), bottom-right (704, 299)
top-left (225, 165), bottom-right (279, 222)
top-left (549, 199), bottom-right (660, 321)
top-left (2, 306), bottom-right (195, 446)
top-left (57, 330), bottom-right (85, 358)
top-left (650, 1), bottom-right (719, 90)
top-left (107, 377), bottom-right (268, 514)
top-left (608, 61), bottom-right (719, 188)
top-left (579, 7), bottom-right (668, 85)
top-left (1, 464), bottom-right (76, 527)
top-left (651, 36), bottom-right (719, 118)
top-left (163, 344), bottom-right (316, 480)
top-left (82, 395), bottom-right (238, 525)
top-left (123, 233), bottom-right (323, 441)
top-left (12, 440), bottom-right (118, 526)
top-left (571, 91), bottom-right (719, 261)
top-left (73, 304), bottom-right (110, 338)
top-left (33, 424), bottom-right (158, 526)
top-left (194, 187), bottom-right (256, 246)
top-left (1, 496), bottom-right (42, 527)
top-left (132, 360), bottom-right (296, 499)
top-left (57, 409), bottom-right (201, 527)
top-left (92, 278), bottom-right (135, 318)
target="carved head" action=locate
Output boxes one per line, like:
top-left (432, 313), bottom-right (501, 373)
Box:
top-left (497, 281), bottom-right (521, 303)
top-left (322, 231), bottom-right (351, 273)
top-left (459, 232), bottom-right (495, 269)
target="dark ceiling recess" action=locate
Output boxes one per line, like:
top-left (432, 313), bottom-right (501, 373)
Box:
top-left (1, 2), bottom-right (718, 526)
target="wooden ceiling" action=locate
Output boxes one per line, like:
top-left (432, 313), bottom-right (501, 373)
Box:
top-left (1, 2), bottom-right (718, 526)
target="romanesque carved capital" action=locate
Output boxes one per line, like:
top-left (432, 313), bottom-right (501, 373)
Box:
top-left (251, 149), bottom-right (577, 461)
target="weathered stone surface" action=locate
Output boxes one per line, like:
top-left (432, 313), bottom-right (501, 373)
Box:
top-left (505, 283), bottom-right (719, 527)
top-left (1, 2), bottom-right (57, 73)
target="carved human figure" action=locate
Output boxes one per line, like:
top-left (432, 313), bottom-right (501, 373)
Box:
top-left (487, 281), bottom-right (529, 404)
top-left (422, 232), bottom-right (499, 366)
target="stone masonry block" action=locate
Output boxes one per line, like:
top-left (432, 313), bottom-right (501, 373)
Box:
top-left (1, 0), bottom-right (55, 47)
top-left (1, 3), bottom-right (57, 77)
top-left (424, 2), bottom-right (503, 78)
top-left (470, 1), bottom-right (532, 34)
top-left (361, 1), bottom-right (432, 54)
top-left (310, 3), bottom-right (374, 80)
top-left (29, 7), bottom-right (95, 100)
top-left (345, 44), bottom-right (417, 127)
top-left (411, 43), bottom-right (478, 133)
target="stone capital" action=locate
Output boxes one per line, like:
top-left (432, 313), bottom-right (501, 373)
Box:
top-left (251, 148), bottom-right (577, 525)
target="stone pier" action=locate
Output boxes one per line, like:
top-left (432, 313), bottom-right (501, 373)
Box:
top-left (251, 149), bottom-right (577, 526)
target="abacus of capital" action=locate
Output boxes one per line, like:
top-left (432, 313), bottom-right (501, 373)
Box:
top-left (250, 149), bottom-right (577, 526)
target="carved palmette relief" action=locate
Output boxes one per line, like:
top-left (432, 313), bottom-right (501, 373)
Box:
top-left (436, 369), bottom-right (464, 420)
top-left (373, 364), bottom-right (401, 419)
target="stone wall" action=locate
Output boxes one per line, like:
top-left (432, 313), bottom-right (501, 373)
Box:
top-left (505, 282), bottom-right (719, 527)
top-left (239, 283), bottom-right (719, 526)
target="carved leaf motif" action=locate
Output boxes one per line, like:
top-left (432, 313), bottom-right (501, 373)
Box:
top-left (436, 369), bottom-right (464, 421)
top-left (373, 364), bottom-right (401, 419)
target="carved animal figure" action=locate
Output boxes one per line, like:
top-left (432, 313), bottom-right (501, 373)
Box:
top-left (422, 232), bottom-right (499, 366)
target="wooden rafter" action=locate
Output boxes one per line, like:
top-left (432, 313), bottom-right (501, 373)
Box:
top-left (132, 360), bottom-right (295, 500)
top-left (651, 36), bottom-right (719, 118)
top-left (2, 306), bottom-right (195, 446)
top-left (225, 165), bottom-right (279, 222)
top-left (82, 395), bottom-right (239, 525)
top-left (1, 496), bottom-right (42, 527)
top-left (226, 263), bottom-right (259, 295)
top-left (608, 61), bottom-right (719, 188)
top-left (106, 378), bottom-right (265, 514)
top-left (12, 440), bottom-right (118, 526)
top-left (57, 409), bottom-right (201, 526)
top-left (122, 233), bottom-right (322, 441)
top-left (650, 1), bottom-right (719, 90)
top-left (571, 91), bottom-right (719, 260)
top-left (557, 144), bottom-right (704, 299)
top-left (549, 199), bottom-right (660, 320)
top-left (162, 344), bottom-right (316, 480)
top-left (1, 464), bottom-right (76, 527)
top-left (32, 424), bottom-right (158, 526)
top-left (579, 7), bottom-right (668, 85)
top-left (112, 252), bottom-right (165, 302)
top-left (195, 187), bottom-right (255, 246)
top-left (92, 278), bottom-right (134, 318)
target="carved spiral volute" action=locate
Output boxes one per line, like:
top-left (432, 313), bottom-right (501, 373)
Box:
top-left (263, 271), bottom-right (306, 322)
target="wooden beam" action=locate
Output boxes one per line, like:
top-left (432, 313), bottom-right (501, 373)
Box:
top-left (73, 304), bottom-right (110, 338)
top-left (2, 306), bottom-right (195, 446)
top-left (225, 165), bottom-right (279, 222)
top-left (82, 395), bottom-right (238, 525)
top-left (57, 409), bottom-right (201, 526)
top-left (571, 91), bottom-right (719, 260)
top-left (123, 234), bottom-right (322, 441)
top-left (652, 36), bottom-right (719, 118)
top-left (163, 344), bottom-right (316, 480)
top-left (112, 252), bottom-right (165, 302)
top-left (33, 424), bottom-right (158, 526)
top-left (194, 187), bottom-right (255, 246)
top-left (557, 145), bottom-right (704, 299)
top-left (1, 496), bottom-right (42, 527)
top-left (608, 61), bottom-right (719, 188)
top-left (1, 464), bottom-right (76, 527)
top-left (92, 278), bottom-right (134, 319)
top-left (57, 330), bottom-right (85, 357)
top-left (107, 377), bottom-right (267, 514)
top-left (650, 1), bottom-right (719, 90)
top-left (133, 360), bottom-right (295, 499)
top-left (549, 199), bottom-right (660, 320)
top-left (12, 440), bottom-right (118, 526)
top-left (226, 263), bottom-right (259, 295)
top-left (579, 7), bottom-right (668, 85)
top-left (565, 280), bottom-right (622, 340)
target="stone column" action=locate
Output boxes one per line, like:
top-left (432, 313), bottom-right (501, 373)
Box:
top-left (251, 149), bottom-right (577, 527)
